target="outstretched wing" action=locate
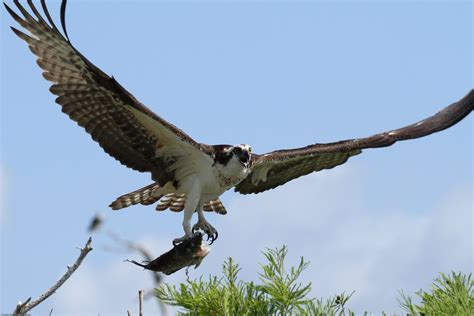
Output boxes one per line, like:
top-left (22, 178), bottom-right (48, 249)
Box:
top-left (5, 1), bottom-right (212, 186)
top-left (236, 91), bottom-right (474, 194)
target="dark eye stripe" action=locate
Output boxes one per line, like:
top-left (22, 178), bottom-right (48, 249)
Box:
top-left (233, 147), bottom-right (242, 155)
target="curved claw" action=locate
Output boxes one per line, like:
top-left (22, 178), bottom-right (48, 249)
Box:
top-left (208, 231), bottom-right (218, 245)
top-left (192, 219), bottom-right (218, 244)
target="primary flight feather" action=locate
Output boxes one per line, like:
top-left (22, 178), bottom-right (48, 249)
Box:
top-left (5, 0), bottom-right (473, 245)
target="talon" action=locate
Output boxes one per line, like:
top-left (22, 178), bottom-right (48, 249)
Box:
top-left (173, 234), bottom-right (191, 246)
top-left (192, 218), bottom-right (218, 244)
top-left (208, 231), bottom-right (218, 245)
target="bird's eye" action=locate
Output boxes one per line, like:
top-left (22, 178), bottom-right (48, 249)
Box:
top-left (232, 147), bottom-right (242, 155)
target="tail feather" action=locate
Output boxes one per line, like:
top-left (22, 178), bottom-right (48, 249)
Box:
top-left (110, 183), bottom-right (227, 215)
top-left (203, 199), bottom-right (227, 215)
top-left (156, 193), bottom-right (186, 212)
top-left (109, 183), bottom-right (162, 210)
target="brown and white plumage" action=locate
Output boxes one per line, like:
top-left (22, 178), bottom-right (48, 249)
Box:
top-left (235, 93), bottom-right (474, 194)
top-left (5, 0), bottom-right (473, 245)
top-left (110, 187), bottom-right (226, 214)
top-left (4, 0), bottom-right (213, 186)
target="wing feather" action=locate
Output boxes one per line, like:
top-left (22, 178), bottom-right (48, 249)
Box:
top-left (6, 1), bottom-right (212, 184)
top-left (236, 91), bottom-right (473, 194)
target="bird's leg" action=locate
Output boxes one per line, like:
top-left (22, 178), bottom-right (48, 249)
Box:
top-left (173, 181), bottom-right (201, 246)
top-left (192, 208), bottom-right (218, 244)
top-left (172, 207), bottom-right (194, 246)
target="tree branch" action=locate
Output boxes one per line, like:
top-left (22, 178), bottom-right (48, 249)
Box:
top-left (13, 237), bottom-right (93, 315)
top-left (139, 289), bottom-right (144, 316)
top-left (106, 231), bottom-right (164, 285)
top-left (106, 231), bottom-right (168, 315)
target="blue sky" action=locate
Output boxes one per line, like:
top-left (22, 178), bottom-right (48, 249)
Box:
top-left (1, 1), bottom-right (472, 314)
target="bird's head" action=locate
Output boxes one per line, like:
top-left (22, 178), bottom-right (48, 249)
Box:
top-left (230, 144), bottom-right (252, 168)
top-left (213, 144), bottom-right (253, 168)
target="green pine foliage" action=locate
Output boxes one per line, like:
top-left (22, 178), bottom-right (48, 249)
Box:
top-left (155, 246), bottom-right (473, 315)
top-left (156, 246), bottom-right (352, 315)
top-left (399, 271), bottom-right (474, 315)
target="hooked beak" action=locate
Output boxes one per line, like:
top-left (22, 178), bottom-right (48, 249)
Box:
top-left (239, 150), bottom-right (250, 167)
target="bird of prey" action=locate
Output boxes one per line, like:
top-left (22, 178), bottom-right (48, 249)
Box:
top-left (5, 1), bottom-right (473, 245)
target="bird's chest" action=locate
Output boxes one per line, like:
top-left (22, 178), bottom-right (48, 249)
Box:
top-left (214, 169), bottom-right (245, 189)
top-left (207, 161), bottom-right (249, 192)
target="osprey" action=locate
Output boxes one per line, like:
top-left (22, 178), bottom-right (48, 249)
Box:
top-left (6, 1), bottom-right (473, 245)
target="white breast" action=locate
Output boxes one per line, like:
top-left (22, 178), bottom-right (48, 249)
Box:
top-left (214, 158), bottom-right (249, 188)
top-left (173, 154), bottom-right (250, 203)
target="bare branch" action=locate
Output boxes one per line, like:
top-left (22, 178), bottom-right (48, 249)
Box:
top-left (105, 231), bottom-right (168, 315)
top-left (13, 237), bottom-right (93, 315)
top-left (106, 231), bottom-right (164, 286)
top-left (139, 290), bottom-right (144, 316)
top-left (107, 231), bottom-right (153, 260)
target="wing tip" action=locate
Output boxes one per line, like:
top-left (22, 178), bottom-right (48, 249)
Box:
top-left (3, 2), bottom-right (11, 12)
top-left (462, 89), bottom-right (474, 110)
top-left (9, 25), bottom-right (30, 42)
top-left (4, 1), bottom-right (22, 24)
top-left (59, 0), bottom-right (70, 41)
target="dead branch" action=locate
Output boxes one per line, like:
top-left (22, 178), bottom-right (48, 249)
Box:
top-left (107, 231), bottom-right (163, 285)
top-left (105, 231), bottom-right (168, 315)
top-left (139, 290), bottom-right (144, 316)
top-left (13, 237), bottom-right (93, 315)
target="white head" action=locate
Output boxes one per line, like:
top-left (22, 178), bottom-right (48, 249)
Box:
top-left (213, 144), bottom-right (253, 168)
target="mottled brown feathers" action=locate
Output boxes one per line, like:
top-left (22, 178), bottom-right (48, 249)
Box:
top-left (235, 151), bottom-right (361, 194)
top-left (202, 199), bottom-right (227, 214)
top-left (5, 0), bottom-right (213, 187)
top-left (110, 183), bottom-right (162, 210)
top-left (156, 193), bottom-right (227, 215)
top-left (236, 90), bottom-right (473, 194)
top-left (110, 184), bottom-right (227, 215)
top-left (6, 1), bottom-right (473, 201)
